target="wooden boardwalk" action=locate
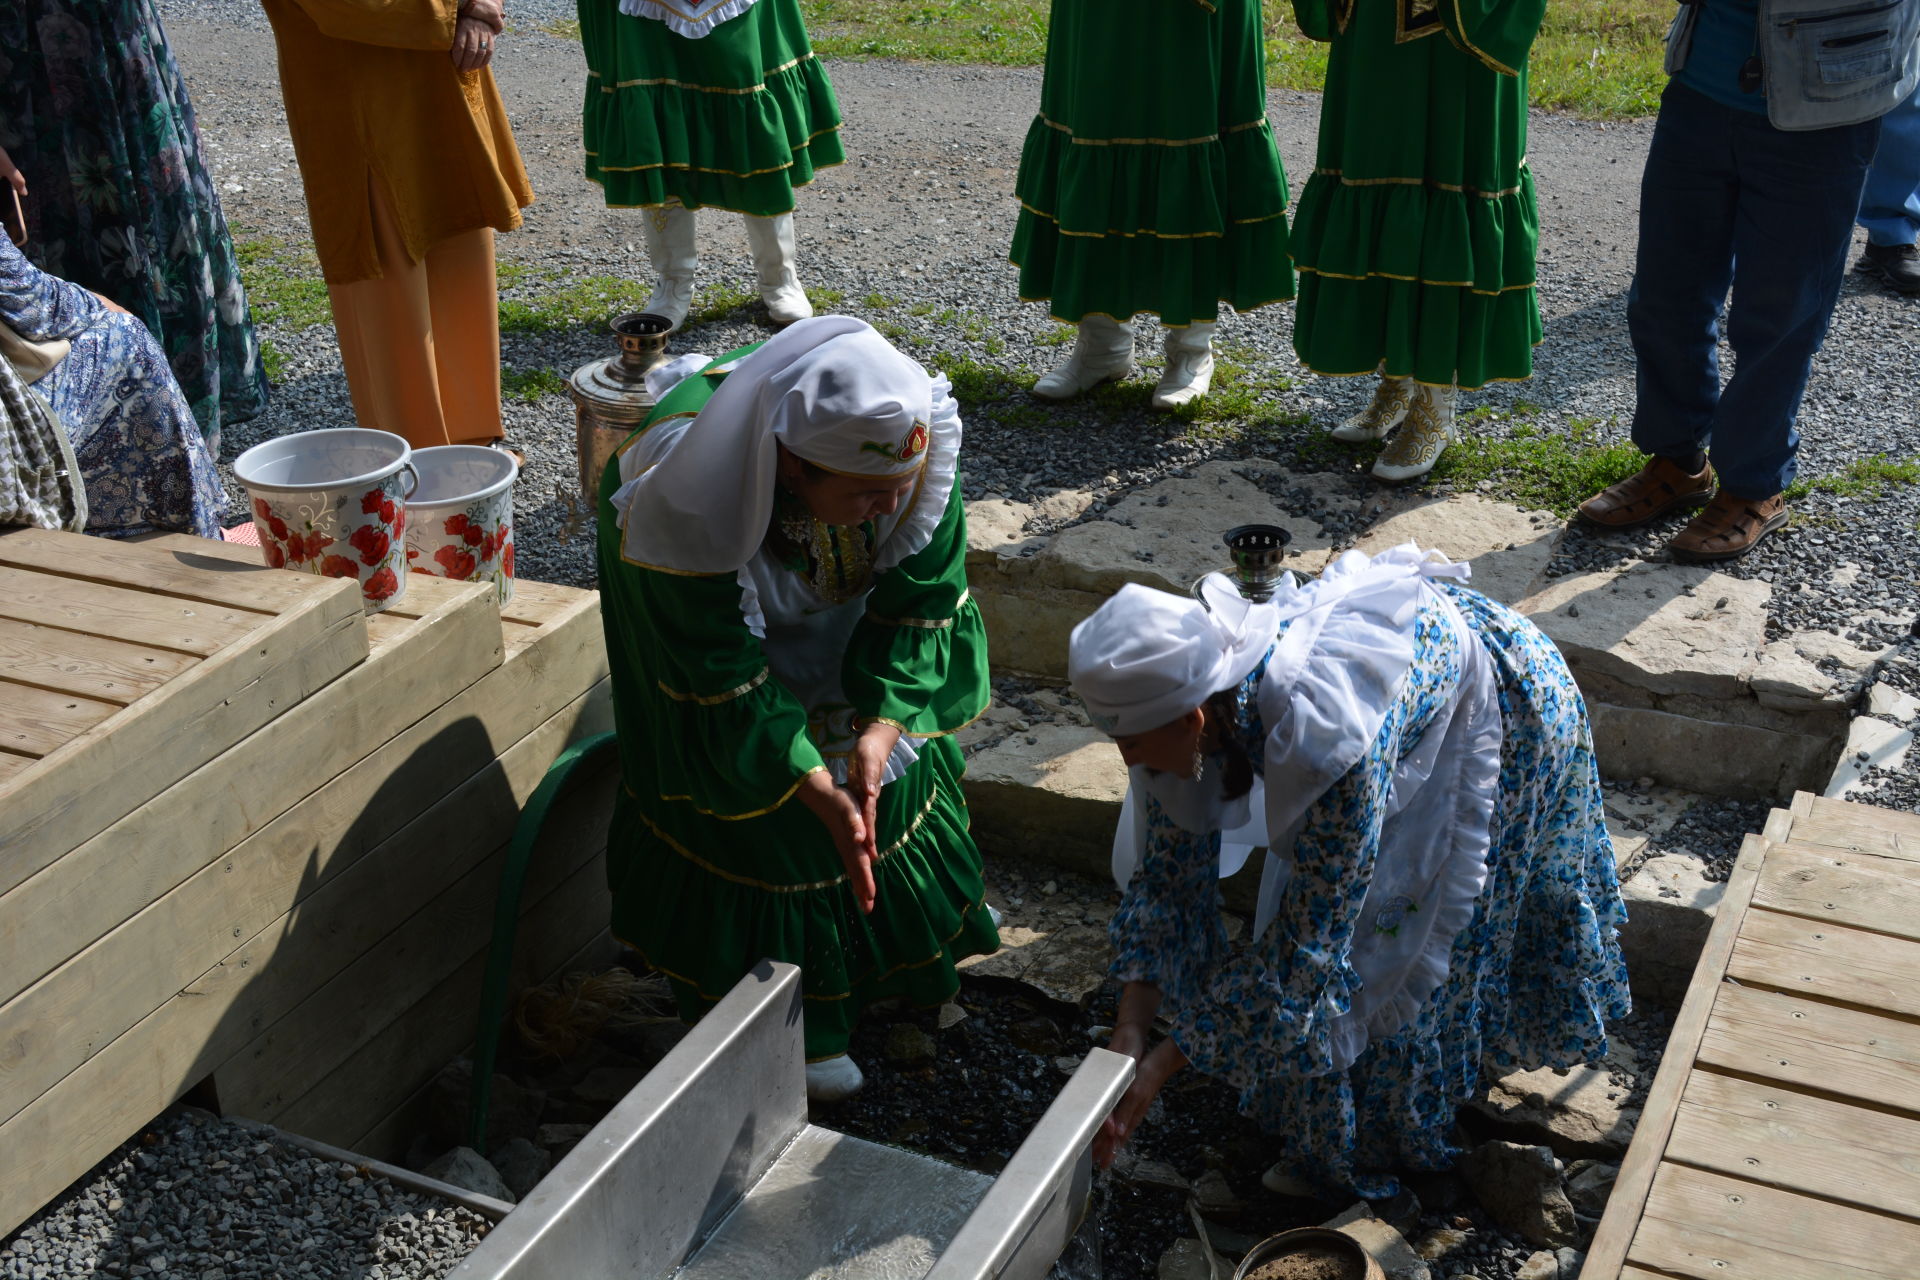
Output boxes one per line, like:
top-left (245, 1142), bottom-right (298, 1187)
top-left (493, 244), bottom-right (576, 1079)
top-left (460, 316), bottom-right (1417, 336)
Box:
top-left (1583, 793), bottom-right (1920, 1280)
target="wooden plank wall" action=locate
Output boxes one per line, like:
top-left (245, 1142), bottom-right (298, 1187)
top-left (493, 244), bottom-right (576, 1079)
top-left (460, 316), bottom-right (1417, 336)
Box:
top-left (0, 530), bottom-right (368, 889)
top-left (0, 538), bottom-right (614, 1237)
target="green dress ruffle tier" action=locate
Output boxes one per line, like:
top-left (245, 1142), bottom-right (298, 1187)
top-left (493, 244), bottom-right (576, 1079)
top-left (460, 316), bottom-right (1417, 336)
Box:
top-left (1290, 0), bottom-right (1544, 389)
top-left (1011, 0), bottom-right (1294, 327)
top-left (595, 346), bottom-right (999, 1060)
top-left (579, 0), bottom-right (845, 214)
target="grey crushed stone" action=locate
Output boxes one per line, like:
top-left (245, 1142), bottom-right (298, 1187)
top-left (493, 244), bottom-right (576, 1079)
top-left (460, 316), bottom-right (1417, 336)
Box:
top-left (156, 13), bottom-right (1920, 645)
top-left (0, 1109), bottom-right (489, 1279)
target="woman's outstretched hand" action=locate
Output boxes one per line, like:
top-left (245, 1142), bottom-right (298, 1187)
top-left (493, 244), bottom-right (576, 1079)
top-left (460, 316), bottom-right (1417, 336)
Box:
top-left (1093, 1037), bottom-right (1187, 1168)
top-left (848, 719), bottom-right (900, 870)
top-left (799, 768), bottom-right (877, 914)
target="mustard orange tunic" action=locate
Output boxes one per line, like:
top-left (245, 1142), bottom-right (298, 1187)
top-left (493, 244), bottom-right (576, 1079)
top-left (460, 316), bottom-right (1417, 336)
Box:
top-left (262, 0), bottom-right (534, 285)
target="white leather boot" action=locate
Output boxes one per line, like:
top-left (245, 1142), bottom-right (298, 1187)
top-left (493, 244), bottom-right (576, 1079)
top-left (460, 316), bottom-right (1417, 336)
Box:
top-left (1033, 315), bottom-right (1135, 401)
top-left (804, 1054), bottom-right (865, 1102)
top-left (1372, 383), bottom-right (1456, 481)
top-left (741, 212), bottom-right (814, 326)
top-left (639, 201), bottom-right (698, 331)
top-left (1333, 367), bottom-right (1413, 442)
top-left (1152, 321), bottom-right (1215, 410)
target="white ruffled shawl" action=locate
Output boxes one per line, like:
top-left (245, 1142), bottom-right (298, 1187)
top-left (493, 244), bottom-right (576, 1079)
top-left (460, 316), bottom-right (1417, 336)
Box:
top-left (1111, 544), bottom-right (1503, 1072)
top-left (615, 338), bottom-right (963, 788)
top-left (617, 0), bottom-right (761, 40)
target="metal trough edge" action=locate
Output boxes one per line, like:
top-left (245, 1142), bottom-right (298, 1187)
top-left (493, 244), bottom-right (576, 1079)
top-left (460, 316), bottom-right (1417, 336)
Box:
top-left (924, 1047), bottom-right (1134, 1280)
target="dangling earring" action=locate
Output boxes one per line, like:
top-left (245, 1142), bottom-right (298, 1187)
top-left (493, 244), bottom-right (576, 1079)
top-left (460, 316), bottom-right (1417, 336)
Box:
top-left (1190, 746), bottom-right (1206, 783)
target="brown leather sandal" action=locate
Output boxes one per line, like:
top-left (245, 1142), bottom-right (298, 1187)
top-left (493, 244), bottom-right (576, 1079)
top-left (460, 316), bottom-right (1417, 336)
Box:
top-left (1577, 456), bottom-right (1717, 528)
top-left (1669, 490), bottom-right (1789, 563)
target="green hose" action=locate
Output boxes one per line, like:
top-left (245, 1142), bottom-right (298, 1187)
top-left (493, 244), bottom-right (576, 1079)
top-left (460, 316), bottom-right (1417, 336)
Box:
top-left (468, 730), bottom-right (619, 1151)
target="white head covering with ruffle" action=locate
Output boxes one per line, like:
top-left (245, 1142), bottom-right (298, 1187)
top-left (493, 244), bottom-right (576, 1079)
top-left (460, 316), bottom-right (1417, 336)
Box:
top-left (614, 316), bottom-right (955, 574)
top-left (1069, 575), bottom-right (1279, 738)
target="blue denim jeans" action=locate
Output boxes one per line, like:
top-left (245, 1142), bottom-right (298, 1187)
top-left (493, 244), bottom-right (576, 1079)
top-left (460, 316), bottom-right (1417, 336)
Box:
top-left (1860, 83), bottom-right (1920, 247)
top-left (1628, 82), bottom-right (1881, 500)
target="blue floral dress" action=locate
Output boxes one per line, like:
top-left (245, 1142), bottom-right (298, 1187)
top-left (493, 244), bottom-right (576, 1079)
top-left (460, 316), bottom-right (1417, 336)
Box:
top-left (0, 233), bottom-right (226, 536)
top-left (1109, 584), bottom-right (1631, 1198)
top-left (0, 0), bottom-right (268, 448)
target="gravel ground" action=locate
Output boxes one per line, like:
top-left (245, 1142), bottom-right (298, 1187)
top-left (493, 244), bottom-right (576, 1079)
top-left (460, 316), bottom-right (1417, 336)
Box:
top-left (0, 1109), bottom-right (490, 1279)
top-left (152, 9), bottom-right (1919, 656)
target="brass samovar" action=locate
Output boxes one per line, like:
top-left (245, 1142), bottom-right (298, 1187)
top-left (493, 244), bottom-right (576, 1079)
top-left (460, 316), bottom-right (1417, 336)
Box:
top-left (568, 311), bottom-right (673, 506)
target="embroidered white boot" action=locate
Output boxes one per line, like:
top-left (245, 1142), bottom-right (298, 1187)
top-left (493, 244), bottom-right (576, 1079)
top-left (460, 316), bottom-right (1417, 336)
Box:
top-left (1371, 383), bottom-right (1456, 482)
top-left (804, 1054), bottom-right (865, 1102)
top-left (1152, 321), bottom-right (1216, 410)
top-left (742, 212), bottom-right (814, 326)
top-left (1033, 315), bottom-right (1135, 401)
top-left (638, 200), bottom-right (698, 331)
top-left (1333, 367), bottom-right (1414, 442)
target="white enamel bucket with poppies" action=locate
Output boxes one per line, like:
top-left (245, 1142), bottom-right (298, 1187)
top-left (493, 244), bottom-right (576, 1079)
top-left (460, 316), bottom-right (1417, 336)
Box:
top-left (404, 445), bottom-right (518, 605)
top-left (232, 428), bottom-right (416, 613)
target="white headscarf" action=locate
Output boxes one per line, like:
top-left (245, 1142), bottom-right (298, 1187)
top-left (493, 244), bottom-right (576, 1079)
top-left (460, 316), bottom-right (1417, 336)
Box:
top-left (617, 316), bottom-right (951, 574)
top-left (1068, 574), bottom-right (1280, 737)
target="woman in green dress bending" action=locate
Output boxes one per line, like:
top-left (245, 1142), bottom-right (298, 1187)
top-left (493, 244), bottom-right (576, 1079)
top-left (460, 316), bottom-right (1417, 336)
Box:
top-left (597, 316), bottom-right (999, 1101)
top-left (578, 0), bottom-right (845, 327)
top-left (1292, 0), bottom-right (1545, 480)
top-left (1011, 0), bottom-right (1294, 410)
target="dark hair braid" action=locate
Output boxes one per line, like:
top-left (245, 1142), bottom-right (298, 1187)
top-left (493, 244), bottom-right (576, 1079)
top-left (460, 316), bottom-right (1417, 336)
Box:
top-left (1205, 688), bottom-right (1254, 801)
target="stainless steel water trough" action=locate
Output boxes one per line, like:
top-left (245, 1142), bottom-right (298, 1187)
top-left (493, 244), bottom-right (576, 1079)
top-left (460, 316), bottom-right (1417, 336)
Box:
top-left (450, 961), bottom-right (1133, 1280)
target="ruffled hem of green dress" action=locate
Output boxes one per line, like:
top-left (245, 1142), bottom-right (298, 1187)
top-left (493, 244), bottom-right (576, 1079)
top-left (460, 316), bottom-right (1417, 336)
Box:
top-left (584, 53), bottom-right (845, 214)
top-left (1290, 168), bottom-right (1541, 388)
top-left (610, 738), bottom-right (998, 1059)
top-left (1010, 120), bottom-right (1294, 325)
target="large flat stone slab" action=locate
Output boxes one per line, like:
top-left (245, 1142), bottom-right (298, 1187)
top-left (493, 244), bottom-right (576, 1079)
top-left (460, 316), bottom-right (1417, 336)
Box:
top-left (1617, 853), bottom-right (1727, 1005)
top-left (1587, 703), bottom-right (1837, 801)
top-left (1521, 563), bottom-right (1874, 800)
top-left (956, 922), bottom-right (1111, 1008)
top-left (961, 724), bottom-right (1127, 881)
top-left (965, 461), bottom-right (1346, 677)
top-left (1469, 1062), bottom-right (1640, 1161)
top-left (1354, 493), bottom-right (1562, 605)
top-left (1522, 563), bottom-right (1770, 702)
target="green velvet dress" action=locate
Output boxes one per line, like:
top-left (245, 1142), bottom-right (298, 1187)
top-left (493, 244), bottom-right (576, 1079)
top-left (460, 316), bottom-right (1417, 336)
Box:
top-left (1289, 0), bottom-right (1545, 389)
top-left (595, 345), bottom-right (999, 1059)
top-left (1010, 0), bottom-right (1294, 327)
top-left (578, 0), bottom-right (846, 213)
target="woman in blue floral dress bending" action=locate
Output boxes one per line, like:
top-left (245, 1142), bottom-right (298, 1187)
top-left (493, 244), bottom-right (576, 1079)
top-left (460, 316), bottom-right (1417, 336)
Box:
top-left (1067, 544), bottom-right (1630, 1199)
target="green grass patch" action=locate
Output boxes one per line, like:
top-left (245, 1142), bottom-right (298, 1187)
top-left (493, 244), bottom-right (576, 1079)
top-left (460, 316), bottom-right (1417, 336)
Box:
top-left (1300, 413), bottom-right (1644, 515)
top-left (1034, 324), bottom-right (1074, 347)
top-left (801, 0), bottom-right (1669, 118)
top-left (499, 274), bottom-right (655, 335)
top-left (1432, 417), bottom-right (1643, 515)
top-left (689, 281), bottom-right (757, 325)
top-left (935, 353), bottom-right (1034, 405)
top-left (259, 338), bottom-right (289, 384)
top-left (862, 291), bottom-right (899, 310)
top-left (808, 286), bottom-right (848, 309)
top-left (502, 367), bottom-right (570, 404)
top-left (233, 232), bottom-right (332, 331)
top-left (496, 274), bottom-right (752, 335)
top-left (539, 16), bottom-right (581, 38)
top-left (805, 0), bottom-right (1049, 64)
top-left (1784, 455), bottom-right (1920, 502)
